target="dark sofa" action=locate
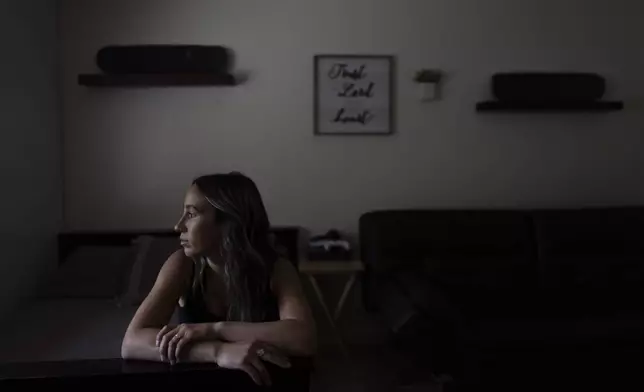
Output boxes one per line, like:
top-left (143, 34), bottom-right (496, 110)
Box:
top-left (360, 207), bottom-right (644, 386)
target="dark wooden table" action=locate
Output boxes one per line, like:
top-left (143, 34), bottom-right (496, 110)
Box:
top-left (0, 358), bottom-right (313, 391)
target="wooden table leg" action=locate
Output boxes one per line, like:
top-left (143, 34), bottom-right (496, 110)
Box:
top-left (306, 274), bottom-right (349, 358)
top-left (307, 274), bottom-right (335, 327)
top-left (334, 273), bottom-right (357, 321)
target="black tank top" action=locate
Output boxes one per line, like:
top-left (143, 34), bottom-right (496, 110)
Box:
top-left (177, 260), bottom-right (280, 324)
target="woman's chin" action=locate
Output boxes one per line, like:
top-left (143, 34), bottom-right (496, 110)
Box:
top-left (183, 247), bottom-right (206, 259)
top-left (182, 247), bottom-right (196, 258)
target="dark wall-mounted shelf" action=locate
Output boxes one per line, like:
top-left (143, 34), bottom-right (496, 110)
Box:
top-left (78, 73), bottom-right (237, 87)
top-left (476, 101), bottom-right (624, 113)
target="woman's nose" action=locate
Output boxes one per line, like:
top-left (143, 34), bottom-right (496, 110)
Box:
top-left (174, 218), bottom-right (186, 232)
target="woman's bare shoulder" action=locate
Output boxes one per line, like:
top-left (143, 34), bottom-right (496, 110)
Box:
top-left (157, 249), bottom-right (193, 285)
top-left (270, 258), bottom-right (299, 289)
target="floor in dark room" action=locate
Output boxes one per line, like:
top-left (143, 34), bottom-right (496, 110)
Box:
top-left (310, 344), bottom-right (444, 392)
top-left (304, 278), bottom-right (644, 391)
top-left (304, 277), bottom-right (444, 392)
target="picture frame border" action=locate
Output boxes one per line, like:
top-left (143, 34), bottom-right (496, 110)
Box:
top-left (313, 54), bottom-right (396, 136)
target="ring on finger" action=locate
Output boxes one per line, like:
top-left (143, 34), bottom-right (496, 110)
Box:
top-left (256, 348), bottom-right (266, 358)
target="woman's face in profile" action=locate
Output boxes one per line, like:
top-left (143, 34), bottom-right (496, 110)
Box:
top-left (174, 185), bottom-right (219, 258)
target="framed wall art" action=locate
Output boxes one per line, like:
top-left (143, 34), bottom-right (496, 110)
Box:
top-left (314, 55), bottom-right (395, 135)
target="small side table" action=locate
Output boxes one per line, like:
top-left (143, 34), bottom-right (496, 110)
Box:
top-left (298, 260), bottom-right (364, 357)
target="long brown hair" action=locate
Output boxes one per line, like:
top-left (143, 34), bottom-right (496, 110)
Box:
top-left (192, 172), bottom-right (278, 322)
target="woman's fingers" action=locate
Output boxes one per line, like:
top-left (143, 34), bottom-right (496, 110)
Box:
top-left (156, 325), bottom-right (169, 347)
top-left (174, 333), bottom-right (191, 362)
top-left (167, 332), bottom-right (183, 364)
top-left (158, 326), bottom-right (178, 362)
top-left (240, 364), bottom-right (263, 386)
top-left (260, 346), bottom-right (291, 369)
top-left (250, 357), bottom-right (272, 387)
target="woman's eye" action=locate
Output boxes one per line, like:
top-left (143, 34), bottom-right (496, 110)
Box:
top-left (187, 212), bottom-right (196, 219)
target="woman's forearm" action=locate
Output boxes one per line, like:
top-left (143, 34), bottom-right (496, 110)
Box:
top-left (121, 328), bottom-right (219, 363)
top-left (121, 328), bottom-right (161, 361)
top-left (215, 320), bottom-right (316, 356)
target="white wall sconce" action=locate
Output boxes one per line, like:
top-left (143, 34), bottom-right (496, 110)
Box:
top-left (414, 69), bottom-right (443, 102)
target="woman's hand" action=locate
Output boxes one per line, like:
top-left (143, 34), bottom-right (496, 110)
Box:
top-left (215, 341), bottom-right (291, 386)
top-left (156, 323), bottom-right (217, 364)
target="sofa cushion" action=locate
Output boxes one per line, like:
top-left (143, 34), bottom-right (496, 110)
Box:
top-left (539, 255), bottom-right (644, 317)
top-left (360, 210), bottom-right (537, 274)
top-left (541, 255), bottom-right (644, 289)
top-left (471, 317), bottom-right (644, 346)
top-left (423, 256), bottom-right (539, 318)
top-left (534, 208), bottom-right (644, 258)
top-left (422, 256), bottom-right (532, 289)
top-left (534, 208), bottom-right (644, 317)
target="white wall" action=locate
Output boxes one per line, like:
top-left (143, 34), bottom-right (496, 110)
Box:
top-left (0, 1), bottom-right (62, 316)
top-left (61, 0), bottom-right (644, 234)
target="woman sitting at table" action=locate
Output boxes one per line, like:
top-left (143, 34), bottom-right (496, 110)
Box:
top-left (122, 173), bottom-right (316, 386)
